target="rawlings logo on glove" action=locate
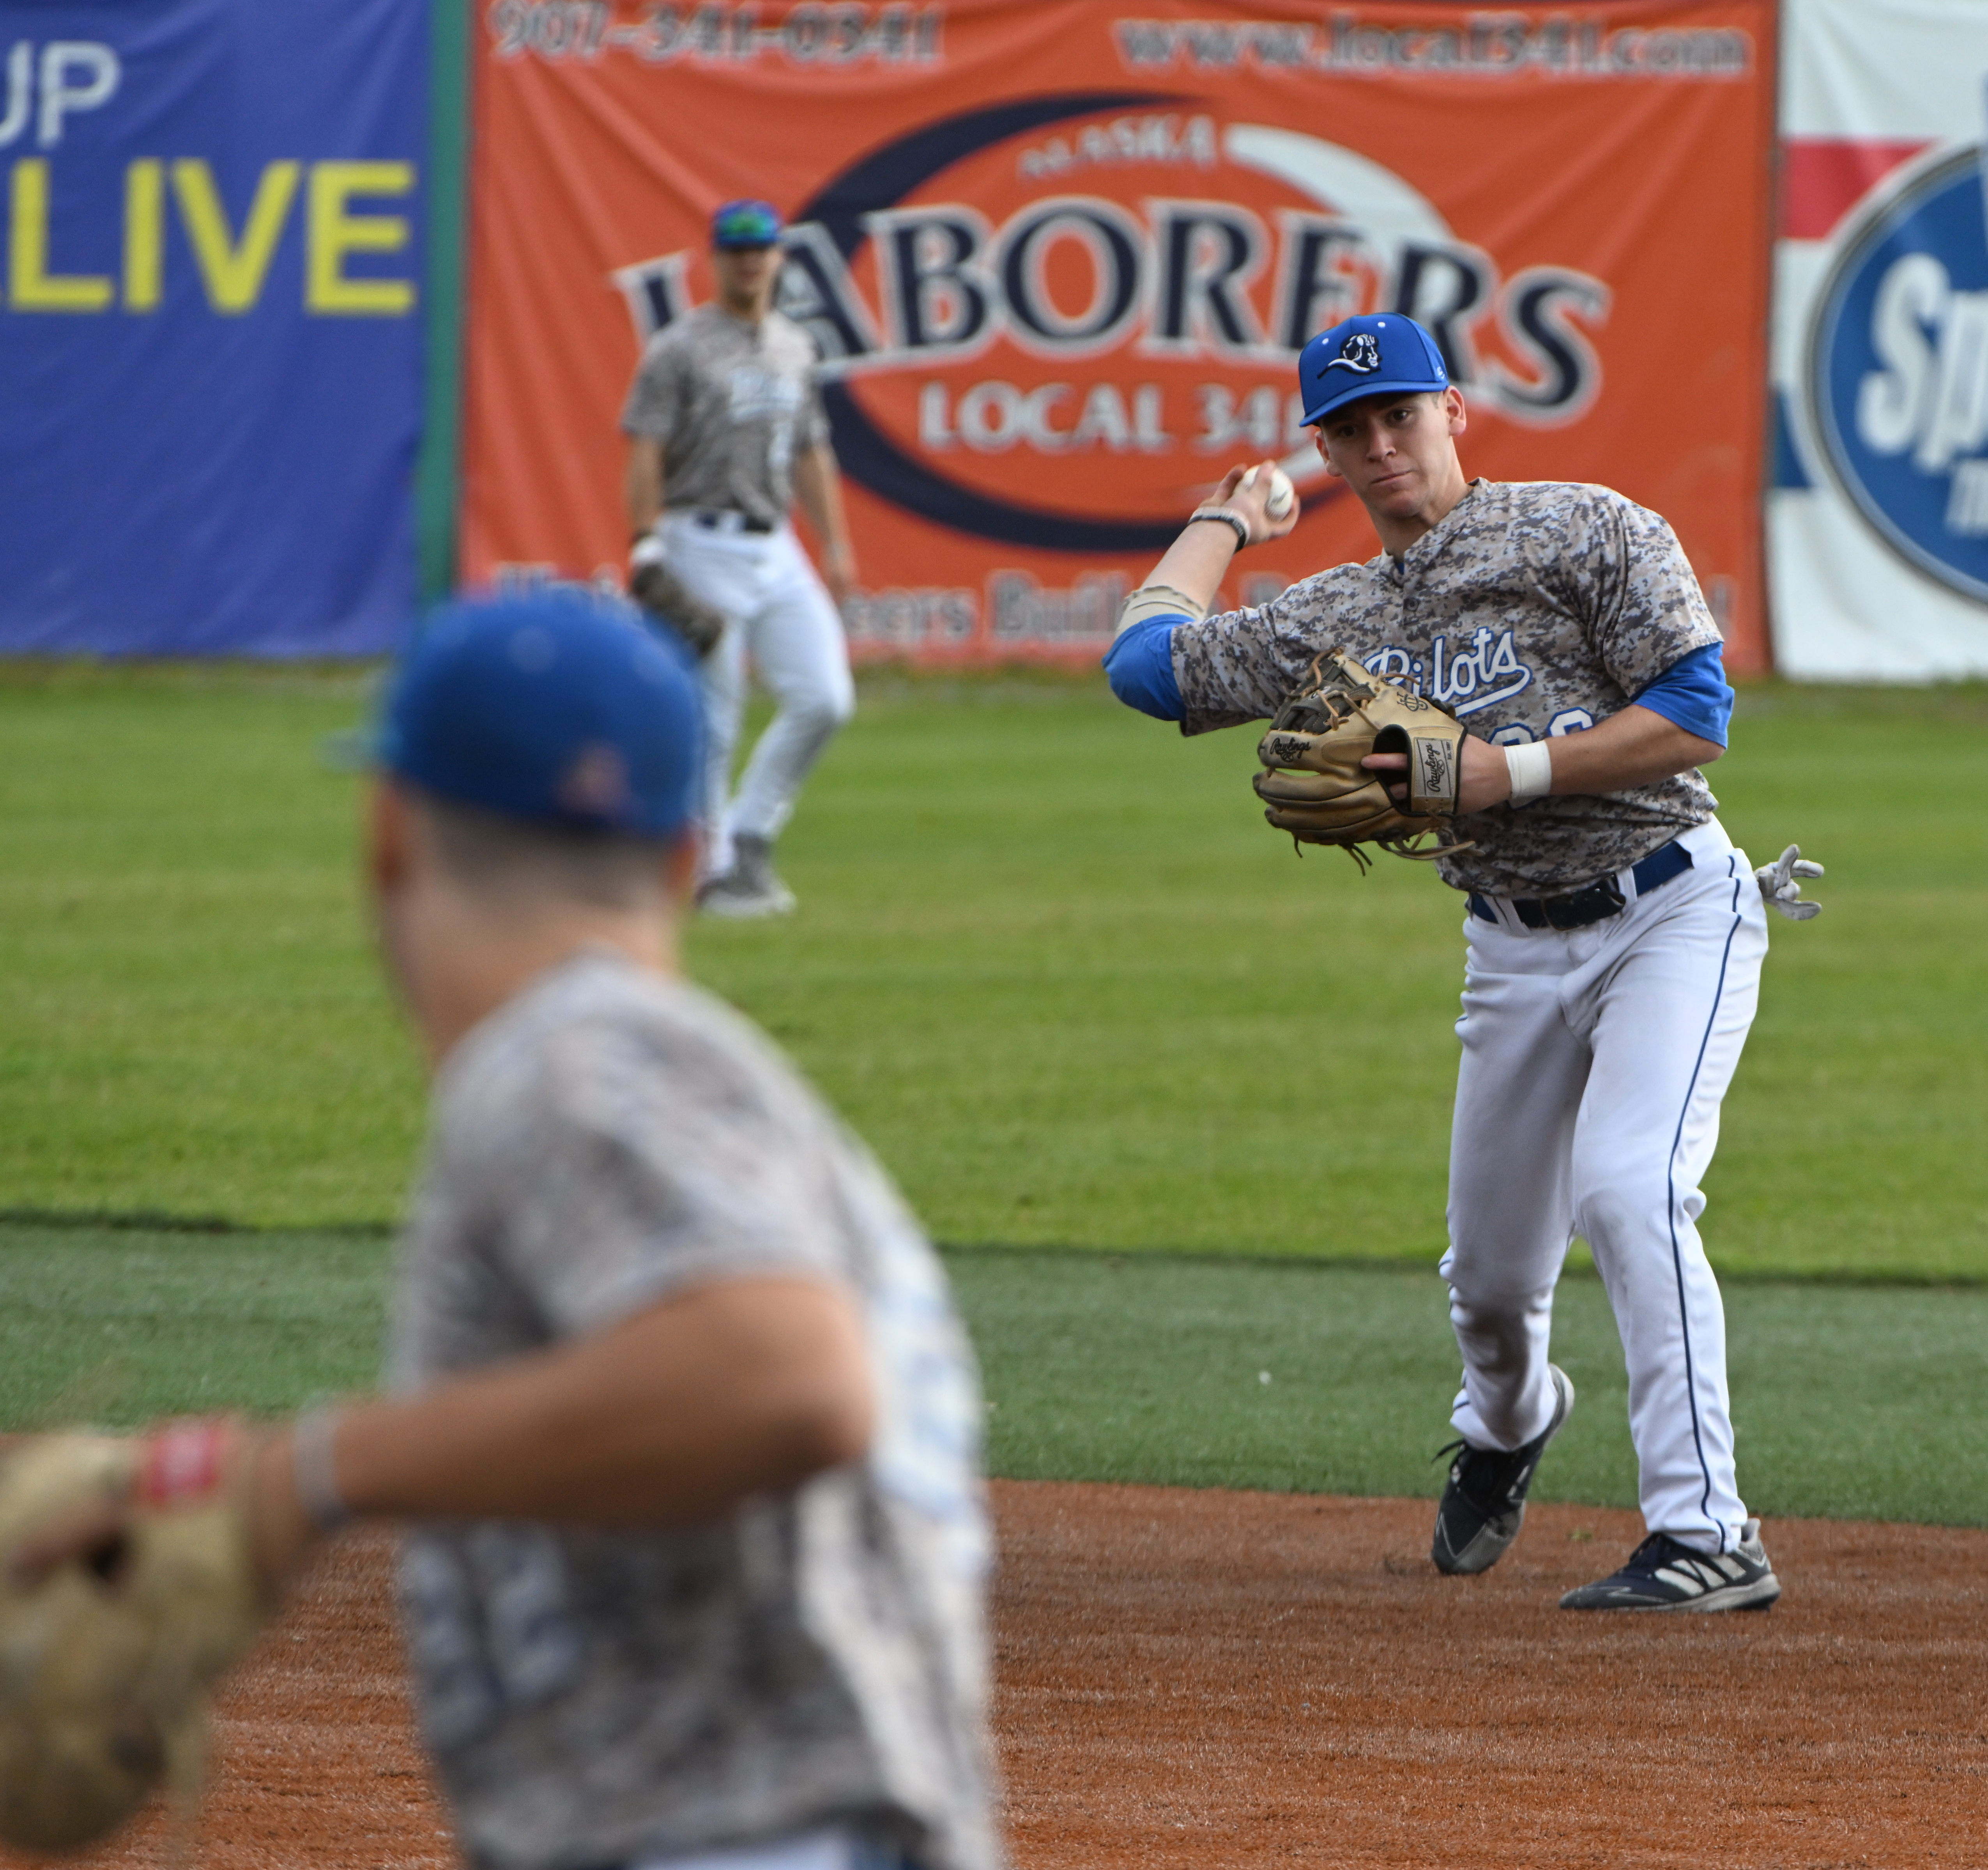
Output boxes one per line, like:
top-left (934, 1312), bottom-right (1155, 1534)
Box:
top-left (1253, 650), bottom-right (1473, 870)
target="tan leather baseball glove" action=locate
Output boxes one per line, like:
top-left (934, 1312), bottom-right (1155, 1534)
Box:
top-left (1253, 650), bottom-right (1472, 870)
top-left (630, 557), bottom-right (729, 661)
top-left (0, 1421), bottom-right (268, 1852)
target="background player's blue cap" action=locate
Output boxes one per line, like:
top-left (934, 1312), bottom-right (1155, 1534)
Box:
top-left (711, 199), bottom-right (784, 249)
top-left (1298, 314), bottom-right (1450, 425)
top-left (378, 590), bottom-right (702, 840)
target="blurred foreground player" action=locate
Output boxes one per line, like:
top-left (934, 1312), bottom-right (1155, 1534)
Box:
top-left (1105, 313), bottom-right (1820, 1612)
top-left (15, 594), bottom-right (999, 1870)
top-left (623, 198), bottom-right (858, 918)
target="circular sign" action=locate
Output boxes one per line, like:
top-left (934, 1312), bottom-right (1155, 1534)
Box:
top-left (791, 93), bottom-right (1478, 552)
top-left (1809, 147), bottom-right (1988, 602)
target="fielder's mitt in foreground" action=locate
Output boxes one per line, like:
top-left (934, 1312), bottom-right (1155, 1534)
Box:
top-left (0, 1422), bottom-right (265, 1852)
top-left (1253, 650), bottom-right (1470, 869)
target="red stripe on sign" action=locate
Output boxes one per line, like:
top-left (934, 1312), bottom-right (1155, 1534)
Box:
top-left (1781, 138), bottom-right (1935, 241)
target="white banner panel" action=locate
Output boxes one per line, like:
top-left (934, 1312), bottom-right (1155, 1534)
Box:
top-left (1772, 0), bottom-right (1988, 679)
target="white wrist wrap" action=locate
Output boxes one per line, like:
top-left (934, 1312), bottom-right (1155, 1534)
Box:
top-left (1504, 740), bottom-right (1553, 806)
top-left (292, 1405), bottom-right (352, 1534)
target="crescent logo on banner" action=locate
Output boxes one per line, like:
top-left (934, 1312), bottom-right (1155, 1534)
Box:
top-left (466, 0), bottom-right (1775, 667)
top-left (1811, 145), bottom-right (1988, 602)
top-left (619, 97), bottom-right (1612, 552)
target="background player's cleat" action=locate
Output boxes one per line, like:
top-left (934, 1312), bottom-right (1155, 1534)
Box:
top-left (1559, 1519), bottom-right (1781, 1612)
top-left (698, 835), bottom-right (797, 919)
top-left (1430, 1364), bottom-right (1574, 1576)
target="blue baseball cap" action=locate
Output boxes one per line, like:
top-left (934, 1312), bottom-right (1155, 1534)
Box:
top-left (711, 198), bottom-right (784, 249)
top-left (1298, 314), bottom-right (1449, 425)
top-left (378, 591), bottom-right (703, 840)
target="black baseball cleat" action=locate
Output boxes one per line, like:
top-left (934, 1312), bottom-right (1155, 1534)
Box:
top-left (1430, 1364), bottom-right (1574, 1576)
top-left (1559, 1518), bottom-right (1781, 1612)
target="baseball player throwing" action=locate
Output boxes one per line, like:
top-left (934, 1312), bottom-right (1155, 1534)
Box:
top-left (623, 198), bottom-right (858, 918)
top-left (6, 593), bottom-right (998, 1868)
top-left (1105, 313), bottom-right (1818, 1611)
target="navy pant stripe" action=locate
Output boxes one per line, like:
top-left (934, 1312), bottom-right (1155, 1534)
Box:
top-left (1666, 854), bottom-right (1744, 1550)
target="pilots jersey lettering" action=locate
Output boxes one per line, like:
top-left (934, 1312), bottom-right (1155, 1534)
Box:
top-left (1169, 480), bottom-right (1724, 897)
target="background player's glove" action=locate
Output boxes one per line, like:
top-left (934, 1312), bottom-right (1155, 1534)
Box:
top-left (0, 1422), bottom-right (267, 1852)
top-left (629, 538), bottom-right (729, 660)
top-left (1253, 650), bottom-right (1472, 869)
top-left (1755, 844), bottom-right (1824, 920)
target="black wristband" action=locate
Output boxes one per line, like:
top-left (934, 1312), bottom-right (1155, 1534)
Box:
top-left (1187, 507), bottom-right (1249, 551)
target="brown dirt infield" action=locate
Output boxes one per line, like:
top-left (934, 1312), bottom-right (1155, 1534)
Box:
top-left (994, 1484), bottom-right (1988, 1868)
top-left (53, 1483), bottom-right (1988, 1869)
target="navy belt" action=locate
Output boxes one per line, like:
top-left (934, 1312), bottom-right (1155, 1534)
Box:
top-left (691, 509), bottom-right (774, 534)
top-left (1468, 839), bottom-right (1692, 931)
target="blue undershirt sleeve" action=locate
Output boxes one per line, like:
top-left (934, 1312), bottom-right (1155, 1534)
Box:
top-left (1629, 641), bottom-right (1733, 748)
top-left (1102, 617), bottom-right (1188, 722)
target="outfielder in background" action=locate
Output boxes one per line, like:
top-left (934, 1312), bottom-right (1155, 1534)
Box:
top-left (623, 198), bottom-right (858, 919)
top-left (9, 594), bottom-right (997, 1870)
top-left (1105, 313), bottom-right (1822, 1612)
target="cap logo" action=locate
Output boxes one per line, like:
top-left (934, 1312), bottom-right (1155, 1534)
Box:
top-left (1325, 331), bottom-right (1383, 375)
top-left (713, 200), bottom-right (783, 248)
top-left (558, 743), bottom-right (631, 818)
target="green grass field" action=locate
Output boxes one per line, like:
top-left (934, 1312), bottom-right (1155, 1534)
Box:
top-left (4, 663), bottom-right (1983, 1275)
top-left (1, 662), bottom-right (1984, 1522)
top-left (3, 1224), bottom-right (1984, 1525)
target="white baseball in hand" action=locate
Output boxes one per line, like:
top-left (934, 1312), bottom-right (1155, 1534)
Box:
top-left (1242, 465), bottom-right (1297, 522)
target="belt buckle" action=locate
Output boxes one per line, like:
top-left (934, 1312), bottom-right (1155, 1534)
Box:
top-left (1543, 876), bottom-right (1624, 929)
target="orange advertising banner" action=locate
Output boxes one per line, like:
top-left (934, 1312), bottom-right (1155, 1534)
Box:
top-left (460, 0), bottom-right (1776, 669)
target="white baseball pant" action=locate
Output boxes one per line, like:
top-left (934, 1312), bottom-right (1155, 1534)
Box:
top-left (1440, 817), bottom-right (1769, 1557)
top-left (631, 1824), bottom-right (897, 1870)
top-left (654, 515), bottom-right (854, 878)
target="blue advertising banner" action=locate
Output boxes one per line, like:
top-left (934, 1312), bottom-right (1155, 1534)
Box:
top-left (0, 0), bottom-right (427, 655)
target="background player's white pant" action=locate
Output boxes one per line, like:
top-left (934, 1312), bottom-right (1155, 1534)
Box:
top-left (656, 515), bottom-right (854, 877)
top-left (1440, 817), bottom-right (1769, 1557)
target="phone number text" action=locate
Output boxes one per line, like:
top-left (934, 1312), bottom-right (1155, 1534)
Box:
top-left (488, 2), bottom-right (945, 65)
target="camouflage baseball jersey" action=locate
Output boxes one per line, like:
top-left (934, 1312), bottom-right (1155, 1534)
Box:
top-left (1170, 480), bottom-right (1724, 897)
top-left (390, 950), bottom-right (998, 1870)
top-left (621, 304), bottom-right (830, 527)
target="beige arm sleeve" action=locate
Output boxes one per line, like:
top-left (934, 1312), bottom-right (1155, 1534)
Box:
top-left (1113, 584), bottom-right (1208, 638)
